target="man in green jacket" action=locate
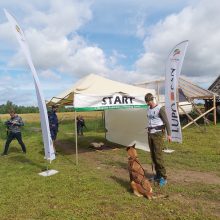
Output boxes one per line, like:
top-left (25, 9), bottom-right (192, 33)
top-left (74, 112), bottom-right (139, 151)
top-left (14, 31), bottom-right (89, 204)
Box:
top-left (2, 110), bottom-right (26, 155)
top-left (145, 93), bottom-right (171, 187)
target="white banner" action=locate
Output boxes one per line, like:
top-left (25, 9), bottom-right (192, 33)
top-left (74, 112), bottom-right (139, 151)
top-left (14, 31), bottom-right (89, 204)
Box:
top-left (165, 40), bottom-right (189, 143)
top-left (5, 9), bottom-right (55, 161)
top-left (74, 93), bottom-right (147, 111)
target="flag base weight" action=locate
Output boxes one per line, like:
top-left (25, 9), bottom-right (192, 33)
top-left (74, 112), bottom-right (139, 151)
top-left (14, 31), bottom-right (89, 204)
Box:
top-left (163, 148), bottom-right (175, 153)
top-left (38, 169), bottom-right (58, 177)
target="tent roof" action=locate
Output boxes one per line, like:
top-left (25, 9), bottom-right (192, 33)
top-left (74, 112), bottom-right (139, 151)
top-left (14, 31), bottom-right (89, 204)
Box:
top-left (179, 77), bottom-right (215, 99)
top-left (47, 73), bottom-right (155, 106)
top-left (208, 75), bottom-right (220, 96)
top-left (135, 76), bottom-right (215, 99)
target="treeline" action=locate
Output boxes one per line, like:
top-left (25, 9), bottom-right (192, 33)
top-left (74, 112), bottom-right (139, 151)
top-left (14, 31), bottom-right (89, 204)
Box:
top-left (0, 101), bottom-right (38, 114)
top-left (0, 101), bottom-right (74, 114)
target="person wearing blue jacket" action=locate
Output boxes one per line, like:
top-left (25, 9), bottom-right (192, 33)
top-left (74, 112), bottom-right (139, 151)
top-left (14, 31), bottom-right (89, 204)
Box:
top-left (48, 105), bottom-right (59, 141)
top-left (2, 110), bottom-right (26, 155)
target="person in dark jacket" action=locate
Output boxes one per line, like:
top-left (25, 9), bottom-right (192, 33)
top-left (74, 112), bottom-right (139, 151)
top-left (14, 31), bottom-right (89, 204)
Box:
top-left (76, 115), bottom-right (86, 136)
top-left (48, 105), bottom-right (59, 141)
top-left (2, 110), bottom-right (26, 155)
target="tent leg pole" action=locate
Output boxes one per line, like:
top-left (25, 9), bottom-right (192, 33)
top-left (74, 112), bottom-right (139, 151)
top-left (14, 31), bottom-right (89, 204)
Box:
top-left (213, 95), bottom-right (216, 125)
top-left (157, 82), bottom-right (160, 102)
top-left (75, 111), bottom-right (78, 165)
top-left (103, 111), bottom-right (106, 140)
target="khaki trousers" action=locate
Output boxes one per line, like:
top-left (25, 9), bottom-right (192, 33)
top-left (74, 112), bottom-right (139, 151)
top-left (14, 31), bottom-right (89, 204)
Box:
top-left (148, 131), bottom-right (166, 179)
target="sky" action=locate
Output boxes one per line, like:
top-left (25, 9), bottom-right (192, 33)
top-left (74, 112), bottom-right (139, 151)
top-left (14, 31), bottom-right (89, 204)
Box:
top-left (0, 0), bottom-right (220, 106)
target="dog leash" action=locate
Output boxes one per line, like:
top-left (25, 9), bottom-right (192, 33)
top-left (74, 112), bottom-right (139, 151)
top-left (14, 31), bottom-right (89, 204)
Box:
top-left (129, 158), bottom-right (152, 192)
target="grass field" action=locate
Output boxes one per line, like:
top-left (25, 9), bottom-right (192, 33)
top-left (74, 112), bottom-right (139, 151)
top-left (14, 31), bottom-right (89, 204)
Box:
top-left (0, 112), bottom-right (219, 220)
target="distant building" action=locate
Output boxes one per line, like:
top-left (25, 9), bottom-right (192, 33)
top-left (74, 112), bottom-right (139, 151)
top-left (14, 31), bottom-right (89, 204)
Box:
top-left (208, 75), bottom-right (220, 98)
top-left (207, 75), bottom-right (220, 116)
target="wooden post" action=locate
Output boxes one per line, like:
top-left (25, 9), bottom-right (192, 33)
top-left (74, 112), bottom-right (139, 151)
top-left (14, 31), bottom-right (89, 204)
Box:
top-left (181, 92), bottom-right (210, 125)
top-left (182, 107), bottom-right (215, 130)
top-left (213, 95), bottom-right (216, 125)
top-left (179, 105), bottom-right (203, 131)
top-left (190, 100), bottom-right (210, 126)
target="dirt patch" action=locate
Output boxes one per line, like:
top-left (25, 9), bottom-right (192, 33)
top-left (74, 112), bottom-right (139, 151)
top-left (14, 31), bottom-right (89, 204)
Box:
top-left (55, 140), bottom-right (93, 155)
top-left (55, 139), bottom-right (220, 186)
top-left (109, 159), bottom-right (220, 185)
top-left (128, 164), bottom-right (220, 185)
top-left (54, 140), bottom-right (76, 155)
top-left (90, 153), bottom-right (220, 185)
top-left (168, 168), bottom-right (220, 185)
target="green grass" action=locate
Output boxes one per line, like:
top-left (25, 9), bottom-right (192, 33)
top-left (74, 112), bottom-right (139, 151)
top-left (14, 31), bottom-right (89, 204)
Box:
top-left (0, 113), bottom-right (219, 220)
top-left (164, 124), bottom-right (220, 173)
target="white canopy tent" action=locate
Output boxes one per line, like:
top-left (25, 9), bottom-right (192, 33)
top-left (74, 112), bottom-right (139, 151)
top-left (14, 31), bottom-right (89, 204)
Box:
top-left (48, 74), bottom-right (155, 164)
top-left (105, 108), bottom-right (150, 151)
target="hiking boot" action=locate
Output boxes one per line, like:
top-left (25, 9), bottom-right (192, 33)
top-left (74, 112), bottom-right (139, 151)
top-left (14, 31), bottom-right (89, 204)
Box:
top-left (159, 177), bottom-right (167, 187)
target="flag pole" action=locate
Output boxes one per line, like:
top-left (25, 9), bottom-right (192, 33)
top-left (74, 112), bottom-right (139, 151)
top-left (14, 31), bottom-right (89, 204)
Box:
top-left (4, 9), bottom-right (57, 175)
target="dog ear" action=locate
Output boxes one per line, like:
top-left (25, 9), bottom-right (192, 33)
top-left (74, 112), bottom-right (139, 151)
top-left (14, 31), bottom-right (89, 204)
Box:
top-left (132, 143), bottom-right (136, 148)
top-left (126, 146), bottom-right (130, 151)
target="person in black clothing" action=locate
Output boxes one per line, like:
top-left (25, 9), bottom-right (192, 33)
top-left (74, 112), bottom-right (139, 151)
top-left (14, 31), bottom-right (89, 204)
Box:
top-left (48, 105), bottom-right (59, 141)
top-left (76, 115), bottom-right (86, 136)
top-left (2, 110), bottom-right (26, 155)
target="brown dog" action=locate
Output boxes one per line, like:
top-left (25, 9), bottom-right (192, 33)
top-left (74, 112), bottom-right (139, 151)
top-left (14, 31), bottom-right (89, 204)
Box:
top-left (127, 144), bottom-right (153, 199)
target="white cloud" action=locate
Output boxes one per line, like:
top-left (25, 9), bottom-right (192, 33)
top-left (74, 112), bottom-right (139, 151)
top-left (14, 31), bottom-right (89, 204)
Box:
top-left (65, 46), bottom-right (108, 76)
top-left (0, 70), bottom-right (74, 105)
top-left (1, 0), bottom-right (220, 106)
top-left (0, 72), bottom-right (36, 106)
top-left (2, 0), bottom-right (110, 79)
top-left (39, 69), bottom-right (61, 80)
top-left (135, 0), bottom-right (220, 86)
top-left (109, 50), bottom-right (126, 66)
top-left (0, 0), bottom-right (107, 105)
top-left (25, 0), bottom-right (92, 38)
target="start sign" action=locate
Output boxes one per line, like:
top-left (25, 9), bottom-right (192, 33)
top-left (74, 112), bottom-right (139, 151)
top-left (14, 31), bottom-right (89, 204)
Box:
top-left (102, 95), bottom-right (135, 105)
top-left (74, 93), bottom-right (147, 111)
